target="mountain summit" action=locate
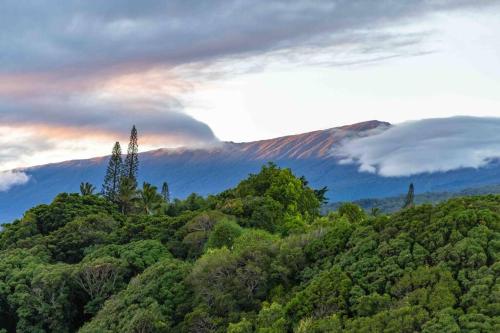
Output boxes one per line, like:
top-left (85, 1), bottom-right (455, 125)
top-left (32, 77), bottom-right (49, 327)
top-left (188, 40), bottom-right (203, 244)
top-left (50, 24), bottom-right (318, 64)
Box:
top-left (143, 120), bottom-right (390, 161)
top-left (233, 120), bottom-right (390, 160)
top-left (1, 120), bottom-right (499, 222)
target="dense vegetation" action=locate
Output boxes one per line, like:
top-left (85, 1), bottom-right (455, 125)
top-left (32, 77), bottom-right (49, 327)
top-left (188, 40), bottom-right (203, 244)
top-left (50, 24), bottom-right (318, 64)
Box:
top-left (0, 124), bottom-right (499, 332)
top-left (0, 161), bottom-right (498, 332)
top-left (1, 121), bottom-right (499, 333)
top-left (326, 183), bottom-right (500, 214)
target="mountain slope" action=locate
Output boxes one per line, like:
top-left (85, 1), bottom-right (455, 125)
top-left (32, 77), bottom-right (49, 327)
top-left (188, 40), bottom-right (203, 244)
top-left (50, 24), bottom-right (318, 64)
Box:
top-left (326, 183), bottom-right (500, 214)
top-left (2, 120), bottom-right (500, 222)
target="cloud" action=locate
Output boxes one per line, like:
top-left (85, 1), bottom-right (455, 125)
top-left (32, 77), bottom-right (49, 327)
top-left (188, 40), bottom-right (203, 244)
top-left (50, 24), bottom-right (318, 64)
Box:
top-left (334, 117), bottom-right (500, 177)
top-left (0, 171), bottom-right (30, 191)
top-left (0, 0), bottom-right (498, 169)
top-left (0, 98), bottom-right (216, 144)
top-left (1, 0), bottom-right (496, 74)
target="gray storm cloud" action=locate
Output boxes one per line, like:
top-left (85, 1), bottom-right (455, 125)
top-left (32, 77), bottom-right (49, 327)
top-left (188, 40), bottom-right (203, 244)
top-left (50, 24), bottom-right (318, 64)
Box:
top-left (334, 117), bottom-right (500, 177)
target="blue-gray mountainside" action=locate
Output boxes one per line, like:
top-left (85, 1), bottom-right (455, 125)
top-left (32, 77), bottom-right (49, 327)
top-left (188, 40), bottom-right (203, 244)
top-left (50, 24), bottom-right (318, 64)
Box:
top-left (2, 120), bottom-right (500, 222)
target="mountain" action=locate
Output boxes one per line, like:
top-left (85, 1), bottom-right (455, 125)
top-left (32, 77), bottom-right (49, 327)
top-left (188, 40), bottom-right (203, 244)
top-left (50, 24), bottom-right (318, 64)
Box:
top-left (2, 119), bottom-right (500, 222)
top-left (325, 183), bottom-right (500, 214)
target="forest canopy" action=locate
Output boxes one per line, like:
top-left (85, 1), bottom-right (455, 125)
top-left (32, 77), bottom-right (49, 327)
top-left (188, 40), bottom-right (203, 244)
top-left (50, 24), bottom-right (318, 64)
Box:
top-left (0, 163), bottom-right (499, 332)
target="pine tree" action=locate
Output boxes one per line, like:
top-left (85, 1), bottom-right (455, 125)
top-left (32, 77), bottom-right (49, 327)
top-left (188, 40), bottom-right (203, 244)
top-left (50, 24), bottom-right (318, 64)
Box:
top-left (161, 181), bottom-right (170, 203)
top-left (123, 125), bottom-right (139, 186)
top-left (314, 186), bottom-right (329, 205)
top-left (102, 142), bottom-right (122, 201)
top-left (403, 183), bottom-right (415, 209)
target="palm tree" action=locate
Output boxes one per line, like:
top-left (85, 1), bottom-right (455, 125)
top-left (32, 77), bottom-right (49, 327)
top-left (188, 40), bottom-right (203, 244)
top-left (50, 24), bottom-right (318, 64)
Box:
top-left (137, 182), bottom-right (163, 215)
top-left (117, 177), bottom-right (138, 214)
top-left (80, 182), bottom-right (96, 196)
top-left (371, 207), bottom-right (381, 217)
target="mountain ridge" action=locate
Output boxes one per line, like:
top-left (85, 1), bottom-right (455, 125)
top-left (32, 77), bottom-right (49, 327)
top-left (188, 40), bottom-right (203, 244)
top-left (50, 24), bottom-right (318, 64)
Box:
top-left (20, 120), bottom-right (388, 171)
top-left (124, 119), bottom-right (391, 161)
top-left (2, 119), bottom-right (500, 222)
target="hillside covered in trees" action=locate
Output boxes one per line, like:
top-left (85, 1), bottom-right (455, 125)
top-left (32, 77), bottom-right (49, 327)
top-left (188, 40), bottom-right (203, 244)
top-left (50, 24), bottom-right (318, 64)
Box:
top-left (0, 159), bottom-right (498, 332)
top-left (326, 184), bottom-right (500, 215)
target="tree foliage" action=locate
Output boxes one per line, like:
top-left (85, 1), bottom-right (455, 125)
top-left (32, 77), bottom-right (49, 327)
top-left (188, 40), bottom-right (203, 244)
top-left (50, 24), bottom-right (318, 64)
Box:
top-left (79, 182), bottom-right (95, 196)
top-left (403, 183), bottom-right (415, 209)
top-left (0, 164), bottom-right (499, 333)
top-left (137, 182), bottom-right (164, 215)
top-left (162, 181), bottom-right (170, 203)
top-left (123, 125), bottom-right (139, 186)
top-left (102, 142), bottom-right (123, 201)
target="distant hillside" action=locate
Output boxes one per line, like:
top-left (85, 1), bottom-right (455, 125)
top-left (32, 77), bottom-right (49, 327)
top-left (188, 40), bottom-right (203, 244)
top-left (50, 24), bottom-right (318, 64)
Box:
top-left (2, 119), bottom-right (500, 222)
top-left (325, 183), bottom-right (500, 214)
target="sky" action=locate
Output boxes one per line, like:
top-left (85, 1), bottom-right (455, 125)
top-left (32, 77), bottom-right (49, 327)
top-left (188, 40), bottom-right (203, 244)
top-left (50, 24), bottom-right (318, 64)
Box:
top-left (1, 0), bottom-right (500, 172)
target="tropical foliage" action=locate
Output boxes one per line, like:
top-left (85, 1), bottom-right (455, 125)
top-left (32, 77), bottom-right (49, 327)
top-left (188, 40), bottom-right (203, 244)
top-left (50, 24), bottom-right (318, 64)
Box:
top-left (0, 163), bottom-right (498, 332)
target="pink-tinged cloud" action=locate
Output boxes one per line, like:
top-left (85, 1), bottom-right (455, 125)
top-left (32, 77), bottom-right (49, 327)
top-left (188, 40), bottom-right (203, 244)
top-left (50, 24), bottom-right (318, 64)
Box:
top-left (0, 0), bottom-right (498, 169)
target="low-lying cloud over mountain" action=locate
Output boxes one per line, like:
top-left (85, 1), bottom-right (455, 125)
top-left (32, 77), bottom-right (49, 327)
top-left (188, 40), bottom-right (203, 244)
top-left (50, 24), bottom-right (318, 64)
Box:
top-left (335, 116), bottom-right (500, 177)
top-left (0, 171), bottom-right (30, 192)
top-left (1, 0), bottom-right (499, 170)
top-left (4, 118), bottom-right (500, 222)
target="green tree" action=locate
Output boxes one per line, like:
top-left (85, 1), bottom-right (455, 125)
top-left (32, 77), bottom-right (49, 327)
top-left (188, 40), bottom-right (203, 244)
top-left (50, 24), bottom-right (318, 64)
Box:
top-left (225, 163), bottom-right (321, 234)
top-left (228, 318), bottom-right (253, 333)
top-left (79, 258), bottom-right (191, 333)
top-left (102, 142), bottom-right (122, 201)
top-left (45, 213), bottom-right (119, 263)
top-left (256, 302), bottom-right (287, 333)
top-left (83, 240), bottom-right (171, 276)
top-left (403, 183), bottom-right (415, 209)
top-left (338, 202), bottom-right (365, 223)
top-left (137, 182), bottom-right (163, 215)
top-left (123, 125), bottom-right (139, 186)
top-left (206, 219), bottom-right (243, 250)
top-left (161, 181), bottom-right (170, 203)
top-left (286, 265), bottom-right (352, 324)
top-left (0, 193), bottom-right (118, 243)
top-left (300, 176), bottom-right (329, 205)
top-left (80, 182), bottom-right (96, 196)
top-left (371, 207), bottom-right (381, 217)
top-left (117, 177), bottom-right (138, 214)
top-left (315, 186), bottom-right (329, 205)
top-left (181, 211), bottom-right (227, 258)
top-left (75, 257), bottom-right (126, 315)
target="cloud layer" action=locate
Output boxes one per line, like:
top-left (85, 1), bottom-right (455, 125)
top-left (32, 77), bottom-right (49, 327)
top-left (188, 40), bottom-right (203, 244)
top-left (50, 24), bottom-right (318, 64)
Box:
top-left (335, 117), bottom-right (500, 177)
top-left (1, 0), bottom-right (499, 169)
top-left (1, 0), bottom-right (495, 73)
top-left (0, 171), bottom-right (30, 191)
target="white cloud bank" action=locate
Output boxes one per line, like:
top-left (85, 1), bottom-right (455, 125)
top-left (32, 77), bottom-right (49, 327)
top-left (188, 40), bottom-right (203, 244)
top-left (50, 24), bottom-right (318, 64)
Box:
top-left (334, 116), bottom-right (500, 177)
top-left (0, 170), bottom-right (30, 191)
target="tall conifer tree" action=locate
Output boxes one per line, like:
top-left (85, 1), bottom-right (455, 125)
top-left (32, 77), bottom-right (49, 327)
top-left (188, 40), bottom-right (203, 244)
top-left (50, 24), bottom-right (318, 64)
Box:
top-left (403, 183), bottom-right (415, 209)
top-left (161, 181), bottom-right (170, 203)
top-left (123, 125), bottom-right (139, 186)
top-left (102, 142), bottom-right (122, 201)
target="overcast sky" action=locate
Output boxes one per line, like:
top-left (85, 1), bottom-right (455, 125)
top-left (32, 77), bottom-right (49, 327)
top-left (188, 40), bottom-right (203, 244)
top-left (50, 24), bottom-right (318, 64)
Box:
top-left (1, 0), bottom-right (500, 172)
